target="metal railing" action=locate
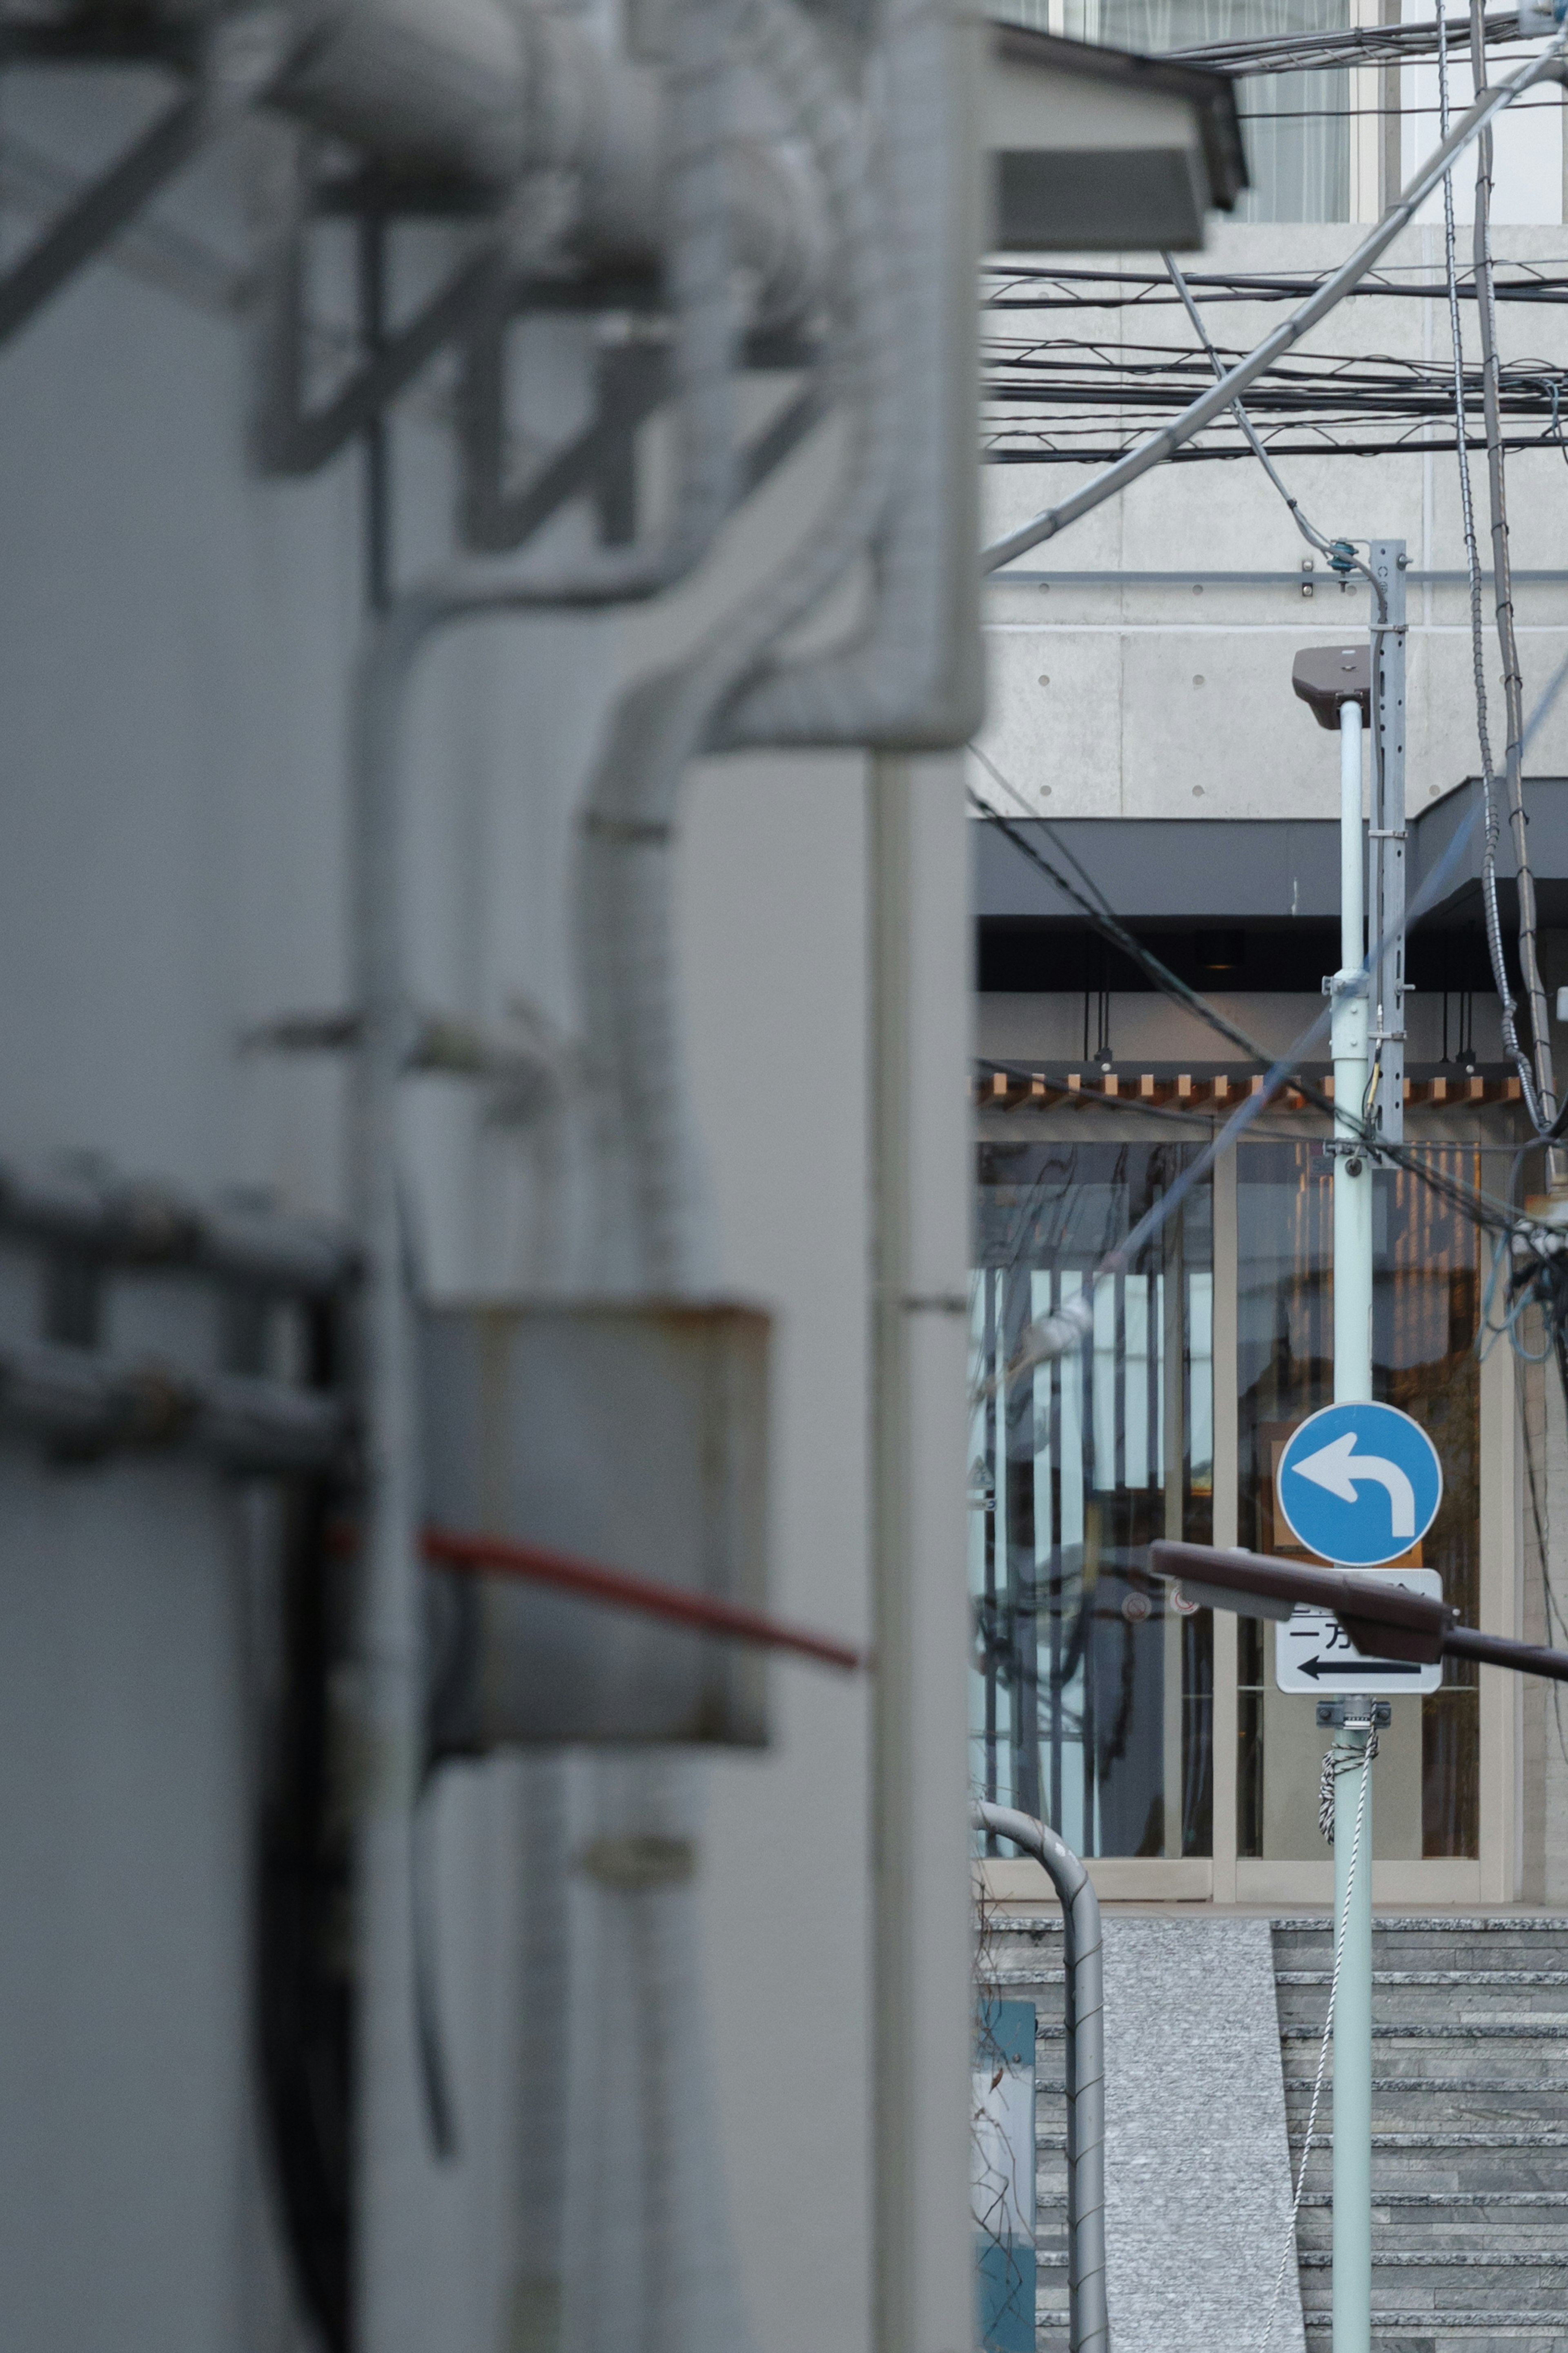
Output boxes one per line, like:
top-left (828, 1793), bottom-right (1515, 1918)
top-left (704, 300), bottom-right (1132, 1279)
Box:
top-left (976, 1801), bottom-right (1108, 2353)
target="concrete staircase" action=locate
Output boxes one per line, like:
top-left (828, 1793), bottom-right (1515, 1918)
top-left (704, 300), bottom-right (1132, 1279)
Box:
top-left (1275, 1915), bottom-right (1568, 2352)
top-left (984, 1909), bottom-right (1568, 2353)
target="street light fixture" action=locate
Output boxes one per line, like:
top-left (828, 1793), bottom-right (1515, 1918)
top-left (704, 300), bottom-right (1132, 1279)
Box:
top-left (1150, 1537), bottom-right (1568, 1684)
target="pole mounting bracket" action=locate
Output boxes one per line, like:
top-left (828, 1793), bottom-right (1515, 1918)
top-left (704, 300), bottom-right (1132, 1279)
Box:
top-left (0, 7), bottom-right (292, 351)
top-left (1316, 1699), bottom-right (1392, 1727)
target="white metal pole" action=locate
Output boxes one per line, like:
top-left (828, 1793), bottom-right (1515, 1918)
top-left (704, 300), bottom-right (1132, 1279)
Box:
top-left (1332, 1703), bottom-right (1374, 2353)
top-left (1333, 700), bottom-right (1373, 1406)
top-left (869, 754), bottom-right (979, 2353)
top-left (350, 607), bottom-right (432, 2353)
top-left (1330, 691), bottom-right (1373, 2353)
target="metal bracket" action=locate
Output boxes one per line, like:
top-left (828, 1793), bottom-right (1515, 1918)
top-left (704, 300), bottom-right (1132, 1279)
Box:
top-left (458, 329), bottom-right (670, 550)
top-left (457, 301), bottom-right (826, 554)
top-left (254, 147), bottom-right (828, 552)
top-left (1316, 1699), bottom-right (1392, 1726)
top-left (0, 9), bottom-right (291, 350)
top-left (251, 134), bottom-right (512, 478)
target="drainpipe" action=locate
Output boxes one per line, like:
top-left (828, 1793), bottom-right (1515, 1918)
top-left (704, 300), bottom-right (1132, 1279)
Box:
top-left (712, 0), bottom-right (984, 756)
top-left (974, 1801), bottom-right (1107, 2353)
top-left (337, 1), bottom-right (928, 2336)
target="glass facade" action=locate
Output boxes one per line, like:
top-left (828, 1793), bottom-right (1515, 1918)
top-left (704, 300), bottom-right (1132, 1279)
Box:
top-left (971, 1144), bottom-right (1214, 1857)
top-left (1236, 1143), bottom-right (1481, 1860)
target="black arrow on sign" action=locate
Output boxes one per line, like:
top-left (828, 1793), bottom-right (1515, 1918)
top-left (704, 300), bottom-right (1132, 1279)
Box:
top-left (1296, 1654), bottom-right (1424, 1679)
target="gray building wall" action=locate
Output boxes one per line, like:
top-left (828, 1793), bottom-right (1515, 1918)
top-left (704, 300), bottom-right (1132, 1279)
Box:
top-left (0, 95), bottom-right (880, 2353)
top-left (978, 223), bottom-right (1568, 825)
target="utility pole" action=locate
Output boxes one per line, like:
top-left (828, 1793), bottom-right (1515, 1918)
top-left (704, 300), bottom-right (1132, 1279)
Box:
top-left (1332, 675), bottom-right (1372, 1410)
top-left (1294, 567), bottom-right (1402, 2353)
top-left (1330, 654), bottom-right (1374, 2353)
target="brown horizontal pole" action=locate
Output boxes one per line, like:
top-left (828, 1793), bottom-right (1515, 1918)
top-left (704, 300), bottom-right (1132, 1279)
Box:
top-left (1151, 1538), bottom-right (1568, 1685)
top-left (1443, 1625), bottom-right (1568, 1685)
top-left (1148, 1539), bottom-right (1453, 1653)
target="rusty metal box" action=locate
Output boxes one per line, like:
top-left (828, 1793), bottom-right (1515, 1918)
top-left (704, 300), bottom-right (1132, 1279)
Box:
top-left (421, 1299), bottom-right (771, 1748)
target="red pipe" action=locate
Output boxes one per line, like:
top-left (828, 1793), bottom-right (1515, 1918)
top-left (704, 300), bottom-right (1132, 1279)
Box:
top-left (420, 1521), bottom-right (867, 1674)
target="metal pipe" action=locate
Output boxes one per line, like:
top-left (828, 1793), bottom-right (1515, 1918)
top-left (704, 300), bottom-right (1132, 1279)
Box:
top-left (0, 1336), bottom-right (348, 1472)
top-left (1331, 687), bottom-right (1374, 2353)
top-left (982, 36), bottom-right (1568, 574)
top-left (341, 0), bottom-right (846, 2229)
top-left (422, 1520), bottom-right (866, 1669)
top-left (714, 0), bottom-right (983, 753)
top-left (339, 0), bottom-right (807, 2241)
top-left (1334, 700), bottom-right (1373, 1405)
top-left (975, 1800), bottom-right (1107, 2353)
top-left (0, 1157), bottom-right (354, 1298)
top-left (151, 0), bottom-right (824, 325)
top-left (334, 7), bottom-right (928, 2333)
top-left (1443, 1623), bottom-right (1568, 1680)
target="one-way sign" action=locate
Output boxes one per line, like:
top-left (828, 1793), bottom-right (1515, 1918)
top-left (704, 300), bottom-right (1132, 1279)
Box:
top-left (1275, 1568), bottom-right (1446, 1695)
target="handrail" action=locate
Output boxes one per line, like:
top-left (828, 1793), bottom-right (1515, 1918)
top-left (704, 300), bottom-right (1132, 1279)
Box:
top-left (976, 1802), bottom-right (1109, 2353)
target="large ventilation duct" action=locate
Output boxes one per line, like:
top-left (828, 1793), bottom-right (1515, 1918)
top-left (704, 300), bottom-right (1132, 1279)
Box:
top-left (271, 0), bottom-right (533, 183)
top-left (134, 0), bottom-right (826, 315)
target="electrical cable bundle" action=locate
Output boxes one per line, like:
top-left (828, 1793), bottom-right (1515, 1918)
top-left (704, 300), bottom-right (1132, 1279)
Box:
top-left (983, 332), bottom-right (1568, 463)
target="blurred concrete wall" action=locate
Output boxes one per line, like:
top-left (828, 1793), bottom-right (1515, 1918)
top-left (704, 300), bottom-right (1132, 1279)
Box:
top-left (0, 87), bottom-right (877, 2353)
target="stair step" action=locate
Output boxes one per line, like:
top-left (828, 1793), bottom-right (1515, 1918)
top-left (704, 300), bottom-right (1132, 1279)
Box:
top-left (1289, 2130), bottom-right (1568, 2146)
top-left (1298, 2252), bottom-right (1568, 2267)
top-left (1267, 1919), bottom-right (1568, 2343)
top-left (1277, 1972), bottom-right (1568, 1987)
top-left (1307, 2315), bottom-right (1568, 2334)
top-left (1302, 2316), bottom-right (1568, 2337)
top-left (1281, 2023), bottom-right (1568, 2038)
top-left (1297, 2183), bottom-right (1568, 2202)
top-left (1272, 1917), bottom-right (1568, 1931)
top-left (1285, 2082), bottom-right (1568, 2101)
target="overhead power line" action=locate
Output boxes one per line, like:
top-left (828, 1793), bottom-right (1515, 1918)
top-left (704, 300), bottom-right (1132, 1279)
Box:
top-left (982, 335), bottom-right (1568, 465)
top-left (1154, 6), bottom-right (1525, 77)
top-left (982, 36), bottom-right (1568, 571)
top-left (984, 262), bottom-right (1568, 311)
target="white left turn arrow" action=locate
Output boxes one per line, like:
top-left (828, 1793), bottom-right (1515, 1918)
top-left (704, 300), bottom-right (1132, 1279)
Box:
top-left (1290, 1430), bottom-right (1416, 1539)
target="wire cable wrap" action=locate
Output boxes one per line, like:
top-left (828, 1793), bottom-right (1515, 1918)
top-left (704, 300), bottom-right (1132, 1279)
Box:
top-left (1257, 1731), bottom-right (1375, 2353)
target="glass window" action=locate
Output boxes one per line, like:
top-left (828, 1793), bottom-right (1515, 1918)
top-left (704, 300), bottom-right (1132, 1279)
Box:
top-left (1236, 1143), bottom-right (1481, 1860)
top-left (991, 0), bottom-right (1351, 224)
top-left (971, 1144), bottom-right (1214, 1857)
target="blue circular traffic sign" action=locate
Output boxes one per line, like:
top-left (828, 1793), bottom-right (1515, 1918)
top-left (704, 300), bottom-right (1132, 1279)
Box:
top-left (1275, 1400), bottom-right (1443, 1568)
